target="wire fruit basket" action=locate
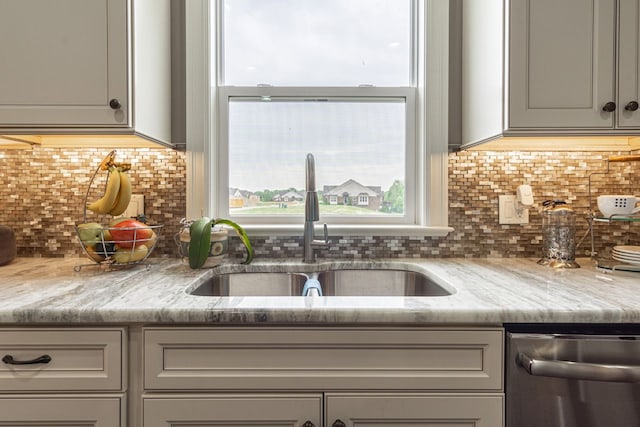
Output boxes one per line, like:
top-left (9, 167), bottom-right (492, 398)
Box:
top-left (75, 150), bottom-right (162, 271)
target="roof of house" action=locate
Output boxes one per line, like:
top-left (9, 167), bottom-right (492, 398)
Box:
top-left (323, 179), bottom-right (382, 197)
top-left (229, 188), bottom-right (256, 198)
top-left (277, 190), bottom-right (304, 200)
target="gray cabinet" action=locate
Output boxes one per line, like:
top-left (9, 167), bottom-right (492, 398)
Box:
top-left (326, 393), bottom-right (503, 427)
top-left (0, 0), bottom-right (177, 148)
top-left (0, 0), bottom-right (128, 127)
top-left (459, 0), bottom-right (640, 148)
top-left (144, 395), bottom-right (323, 427)
top-left (617, 0), bottom-right (640, 128)
top-left (144, 393), bottom-right (503, 427)
top-left (509, 0), bottom-right (616, 129)
top-left (0, 327), bottom-right (126, 426)
top-left (0, 397), bottom-right (123, 426)
top-left (141, 327), bottom-right (504, 427)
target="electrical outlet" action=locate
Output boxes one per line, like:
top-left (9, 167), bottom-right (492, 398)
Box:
top-left (499, 195), bottom-right (529, 224)
top-left (122, 194), bottom-right (144, 218)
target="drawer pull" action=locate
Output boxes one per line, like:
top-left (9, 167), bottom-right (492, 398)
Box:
top-left (302, 421), bottom-right (315, 427)
top-left (332, 420), bottom-right (347, 427)
top-left (2, 354), bottom-right (52, 365)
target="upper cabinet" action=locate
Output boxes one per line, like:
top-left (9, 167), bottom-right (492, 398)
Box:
top-left (0, 0), bottom-right (183, 149)
top-left (458, 0), bottom-right (640, 149)
top-left (617, 0), bottom-right (640, 128)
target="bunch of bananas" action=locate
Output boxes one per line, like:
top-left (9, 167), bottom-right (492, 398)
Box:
top-left (87, 165), bottom-right (132, 216)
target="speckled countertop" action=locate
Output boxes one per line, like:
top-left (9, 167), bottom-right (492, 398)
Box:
top-left (1, 256), bottom-right (639, 325)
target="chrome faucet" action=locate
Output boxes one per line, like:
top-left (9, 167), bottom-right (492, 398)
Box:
top-left (303, 153), bottom-right (329, 263)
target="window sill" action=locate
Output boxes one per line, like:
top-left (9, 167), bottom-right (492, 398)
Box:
top-left (241, 224), bottom-right (454, 237)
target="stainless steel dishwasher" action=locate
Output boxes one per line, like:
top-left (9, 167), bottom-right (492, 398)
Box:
top-left (506, 325), bottom-right (640, 427)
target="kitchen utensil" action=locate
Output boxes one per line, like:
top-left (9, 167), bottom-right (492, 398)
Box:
top-left (538, 200), bottom-right (580, 268)
top-left (0, 225), bottom-right (16, 266)
top-left (597, 195), bottom-right (640, 217)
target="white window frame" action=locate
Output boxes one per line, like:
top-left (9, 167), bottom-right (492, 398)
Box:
top-left (184, 0), bottom-right (452, 237)
top-left (358, 195), bottom-right (369, 206)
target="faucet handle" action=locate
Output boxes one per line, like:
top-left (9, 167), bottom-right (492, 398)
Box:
top-left (322, 223), bottom-right (329, 244)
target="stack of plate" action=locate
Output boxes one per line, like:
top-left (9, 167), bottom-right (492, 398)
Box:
top-left (612, 246), bottom-right (640, 266)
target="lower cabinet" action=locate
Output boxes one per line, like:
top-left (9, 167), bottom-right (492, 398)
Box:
top-left (0, 395), bottom-right (124, 426)
top-left (0, 327), bottom-right (126, 426)
top-left (142, 327), bottom-right (505, 427)
top-left (143, 393), bottom-right (502, 426)
top-left (144, 394), bottom-right (323, 426)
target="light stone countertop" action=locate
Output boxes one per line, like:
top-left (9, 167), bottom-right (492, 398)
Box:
top-left (0, 256), bottom-right (639, 325)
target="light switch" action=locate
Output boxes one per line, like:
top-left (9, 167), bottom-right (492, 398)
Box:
top-left (499, 195), bottom-right (529, 224)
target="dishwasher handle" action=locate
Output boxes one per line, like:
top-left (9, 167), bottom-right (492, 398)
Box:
top-left (516, 352), bottom-right (640, 383)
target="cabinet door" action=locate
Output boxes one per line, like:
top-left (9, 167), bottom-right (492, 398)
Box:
top-left (0, 396), bottom-right (123, 426)
top-left (326, 393), bottom-right (503, 427)
top-left (509, 0), bottom-right (616, 129)
top-left (143, 394), bottom-right (323, 427)
top-left (0, 0), bottom-right (128, 127)
top-left (618, 0), bottom-right (640, 128)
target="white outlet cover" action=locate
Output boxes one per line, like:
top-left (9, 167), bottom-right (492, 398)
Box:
top-left (122, 194), bottom-right (144, 218)
top-left (499, 195), bottom-right (529, 225)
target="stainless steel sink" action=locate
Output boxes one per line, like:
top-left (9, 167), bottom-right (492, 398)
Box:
top-left (188, 269), bottom-right (453, 297)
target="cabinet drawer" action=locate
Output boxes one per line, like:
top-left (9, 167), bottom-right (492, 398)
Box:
top-left (0, 328), bottom-right (125, 391)
top-left (0, 394), bottom-right (123, 426)
top-left (144, 327), bottom-right (503, 391)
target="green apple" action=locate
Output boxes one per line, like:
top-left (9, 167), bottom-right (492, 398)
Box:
top-left (77, 222), bottom-right (103, 246)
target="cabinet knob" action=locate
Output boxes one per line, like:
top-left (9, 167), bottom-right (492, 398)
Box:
top-left (109, 98), bottom-right (122, 110)
top-left (624, 101), bottom-right (639, 112)
top-left (301, 422), bottom-right (315, 427)
top-left (602, 101), bottom-right (616, 112)
top-left (332, 420), bottom-right (347, 427)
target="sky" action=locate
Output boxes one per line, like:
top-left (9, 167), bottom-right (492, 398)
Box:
top-left (219, 0), bottom-right (411, 192)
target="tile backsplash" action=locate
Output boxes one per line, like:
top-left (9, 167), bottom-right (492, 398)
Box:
top-left (1, 146), bottom-right (638, 261)
top-left (0, 147), bottom-right (186, 258)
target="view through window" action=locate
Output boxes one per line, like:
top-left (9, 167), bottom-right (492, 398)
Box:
top-left (218, 0), bottom-right (415, 222)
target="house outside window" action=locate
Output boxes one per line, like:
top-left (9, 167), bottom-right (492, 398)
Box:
top-left (184, 0), bottom-right (452, 236)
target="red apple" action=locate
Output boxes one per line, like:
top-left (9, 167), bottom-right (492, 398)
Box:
top-left (110, 219), bottom-right (154, 248)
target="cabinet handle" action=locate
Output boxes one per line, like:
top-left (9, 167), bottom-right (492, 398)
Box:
top-left (602, 101), bottom-right (616, 112)
top-left (109, 98), bottom-right (122, 110)
top-left (624, 101), bottom-right (639, 111)
top-left (332, 420), bottom-right (347, 427)
top-left (2, 354), bottom-right (52, 365)
top-left (301, 421), bottom-right (315, 427)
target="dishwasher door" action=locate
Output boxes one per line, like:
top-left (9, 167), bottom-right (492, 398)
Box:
top-left (507, 332), bottom-right (640, 427)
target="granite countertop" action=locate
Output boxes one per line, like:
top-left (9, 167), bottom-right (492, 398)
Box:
top-left (1, 256), bottom-right (639, 325)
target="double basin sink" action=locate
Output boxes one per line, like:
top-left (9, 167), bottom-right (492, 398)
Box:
top-left (188, 263), bottom-right (454, 297)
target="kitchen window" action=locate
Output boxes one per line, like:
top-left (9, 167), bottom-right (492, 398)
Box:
top-left (184, 0), bottom-right (451, 236)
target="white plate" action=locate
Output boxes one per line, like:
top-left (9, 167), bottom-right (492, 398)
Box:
top-left (611, 249), bottom-right (640, 259)
top-left (613, 245), bottom-right (640, 256)
top-left (612, 253), bottom-right (640, 266)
